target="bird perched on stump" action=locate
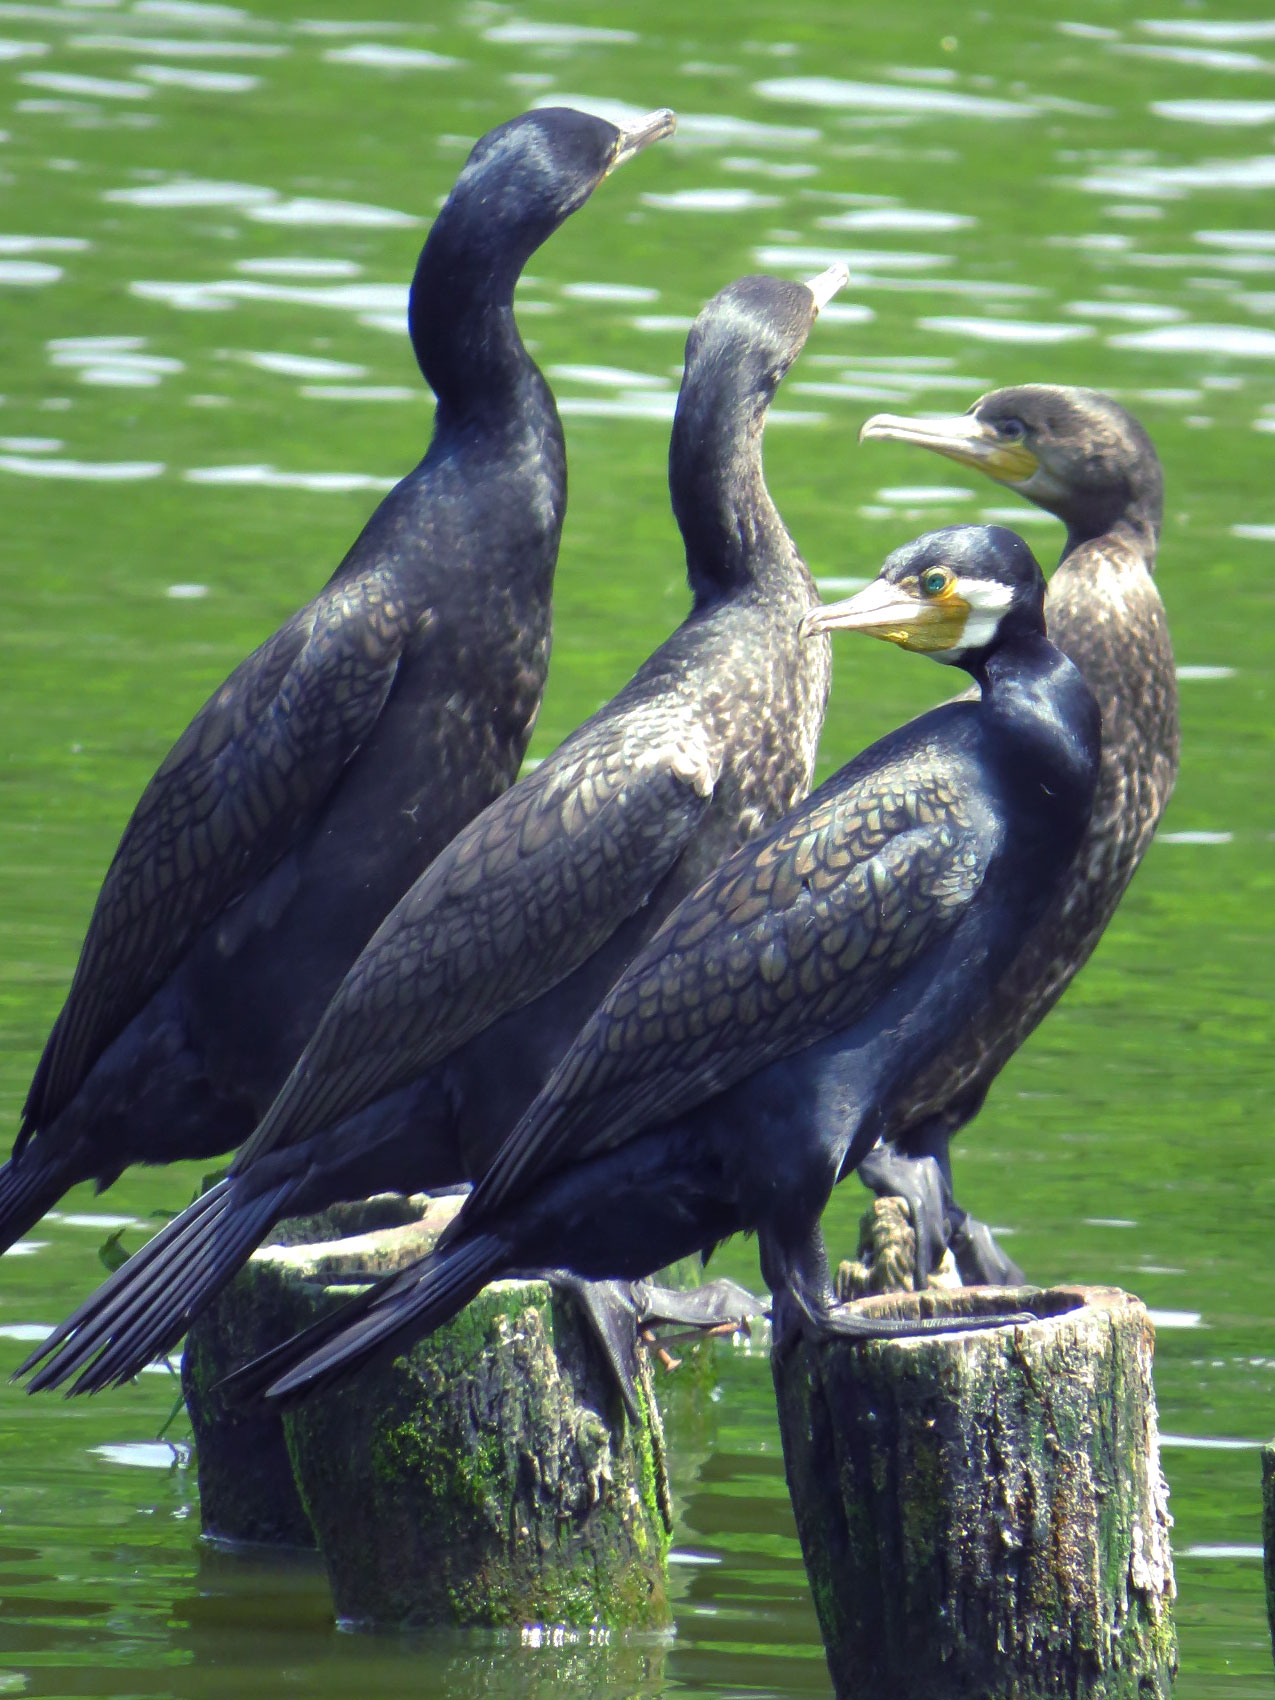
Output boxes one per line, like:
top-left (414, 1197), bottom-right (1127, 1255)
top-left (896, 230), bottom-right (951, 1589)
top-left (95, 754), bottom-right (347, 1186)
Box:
top-left (22, 265), bottom-right (848, 1400)
top-left (0, 103), bottom-right (675, 1258)
top-left (210, 522), bottom-right (1103, 1405)
top-left (855, 387), bottom-right (1177, 1284)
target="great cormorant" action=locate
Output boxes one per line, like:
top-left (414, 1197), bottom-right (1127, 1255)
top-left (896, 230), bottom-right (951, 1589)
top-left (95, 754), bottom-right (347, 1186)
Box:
top-left (854, 386), bottom-right (1177, 1282)
top-left (205, 523), bottom-right (1103, 1405)
top-left (22, 266), bottom-right (847, 1398)
top-left (0, 105), bottom-right (675, 1258)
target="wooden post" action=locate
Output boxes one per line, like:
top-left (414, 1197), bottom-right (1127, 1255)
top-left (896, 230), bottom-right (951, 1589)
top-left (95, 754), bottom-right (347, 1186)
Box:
top-left (183, 1198), bottom-right (673, 1630)
top-left (181, 1193), bottom-right (443, 1548)
top-left (774, 1283), bottom-right (1177, 1699)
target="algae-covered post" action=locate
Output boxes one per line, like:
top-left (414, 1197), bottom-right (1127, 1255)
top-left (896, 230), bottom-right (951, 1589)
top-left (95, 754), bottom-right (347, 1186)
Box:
top-left (183, 1200), bottom-right (673, 1630)
top-left (774, 1284), bottom-right (1177, 1700)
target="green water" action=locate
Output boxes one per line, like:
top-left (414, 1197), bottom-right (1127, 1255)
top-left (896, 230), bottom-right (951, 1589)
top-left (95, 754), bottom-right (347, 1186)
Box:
top-left (1, 0), bottom-right (1273, 1693)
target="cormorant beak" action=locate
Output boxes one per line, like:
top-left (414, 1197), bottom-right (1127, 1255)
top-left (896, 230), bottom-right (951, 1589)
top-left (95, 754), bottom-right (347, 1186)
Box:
top-left (606, 108), bottom-right (678, 174)
top-left (805, 262), bottom-right (850, 314)
top-left (859, 410), bottom-right (1039, 485)
top-left (800, 575), bottom-right (970, 653)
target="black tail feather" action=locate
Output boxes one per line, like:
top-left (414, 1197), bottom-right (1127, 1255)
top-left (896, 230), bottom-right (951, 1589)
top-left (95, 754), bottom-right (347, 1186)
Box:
top-left (262, 1232), bottom-right (505, 1407)
top-left (0, 1148), bottom-right (80, 1257)
top-left (20, 1178), bottom-right (294, 1393)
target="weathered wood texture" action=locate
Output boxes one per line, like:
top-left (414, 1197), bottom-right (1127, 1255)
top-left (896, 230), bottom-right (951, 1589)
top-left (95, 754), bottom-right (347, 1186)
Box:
top-left (285, 1273), bottom-right (672, 1631)
top-left (183, 1197), bottom-right (672, 1630)
top-left (775, 1284), bottom-right (1177, 1700)
top-left (835, 1194), bottom-right (960, 1301)
top-left (181, 1192), bottom-right (441, 1548)
top-left (1263, 1440), bottom-right (1275, 1666)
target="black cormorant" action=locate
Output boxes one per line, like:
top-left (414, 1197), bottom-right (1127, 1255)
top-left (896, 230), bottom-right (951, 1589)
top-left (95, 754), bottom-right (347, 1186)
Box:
top-left (199, 523), bottom-right (1103, 1404)
top-left (0, 105), bottom-right (675, 1257)
top-left (854, 387), bottom-right (1177, 1281)
top-left (22, 266), bottom-right (848, 1397)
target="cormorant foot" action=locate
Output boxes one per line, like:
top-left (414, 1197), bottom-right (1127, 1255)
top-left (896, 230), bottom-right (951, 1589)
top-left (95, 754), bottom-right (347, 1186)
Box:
top-left (541, 1272), bottom-right (766, 1422)
top-left (816, 1300), bottom-right (1036, 1344)
top-left (770, 1276), bottom-right (1035, 1362)
top-left (855, 1143), bottom-right (952, 1284)
top-left (948, 1214), bottom-right (1026, 1286)
top-left (632, 1276), bottom-right (763, 1334)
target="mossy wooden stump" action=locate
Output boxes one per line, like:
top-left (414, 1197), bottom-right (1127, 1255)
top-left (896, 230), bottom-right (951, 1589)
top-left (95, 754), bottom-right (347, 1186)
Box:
top-left (183, 1196), bottom-right (672, 1630)
top-left (1263, 1440), bottom-right (1275, 1666)
top-left (774, 1283), bottom-right (1177, 1700)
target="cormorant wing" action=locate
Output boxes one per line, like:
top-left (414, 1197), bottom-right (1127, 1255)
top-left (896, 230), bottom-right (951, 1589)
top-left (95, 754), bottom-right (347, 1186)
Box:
top-left (459, 746), bottom-right (995, 1230)
top-left (234, 713), bottom-right (719, 1167)
top-left (22, 582), bottom-right (409, 1138)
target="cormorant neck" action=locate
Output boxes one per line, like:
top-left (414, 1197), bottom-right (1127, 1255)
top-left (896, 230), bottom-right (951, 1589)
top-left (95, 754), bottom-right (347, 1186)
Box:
top-left (407, 216), bottom-right (541, 425)
top-left (968, 629), bottom-right (1057, 699)
top-left (669, 396), bottom-right (793, 604)
top-left (1059, 465), bottom-right (1163, 564)
top-left (968, 630), bottom-right (1099, 814)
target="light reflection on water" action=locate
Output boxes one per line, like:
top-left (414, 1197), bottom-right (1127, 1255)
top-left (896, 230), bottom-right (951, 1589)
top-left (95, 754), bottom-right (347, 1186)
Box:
top-left (0, 1), bottom-right (1272, 1695)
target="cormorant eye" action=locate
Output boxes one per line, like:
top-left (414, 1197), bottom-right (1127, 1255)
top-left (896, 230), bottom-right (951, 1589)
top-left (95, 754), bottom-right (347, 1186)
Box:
top-left (920, 568), bottom-right (950, 597)
top-left (999, 417), bottom-right (1027, 441)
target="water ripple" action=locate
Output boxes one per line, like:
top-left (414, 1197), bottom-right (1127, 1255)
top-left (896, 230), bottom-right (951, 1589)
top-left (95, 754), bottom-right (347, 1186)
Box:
top-left (240, 350), bottom-right (367, 378)
top-left (133, 62), bottom-right (259, 91)
top-left (817, 206), bottom-right (974, 232)
top-left (185, 464), bottom-right (395, 491)
top-left (1152, 100), bottom-right (1275, 127)
top-left (322, 43), bottom-right (458, 70)
top-left (0, 258), bottom-right (62, 284)
top-left (69, 33), bottom-right (284, 57)
top-left (1117, 42), bottom-right (1272, 72)
top-left (754, 76), bottom-right (1036, 119)
top-left (1109, 322), bottom-right (1275, 355)
top-left (482, 21), bottom-right (636, 47)
top-left (641, 188), bottom-right (780, 212)
top-left (246, 196), bottom-right (414, 228)
top-left (22, 68), bottom-right (151, 98)
top-left (1140, 19), bottom-right (1275, 44)
top-left (920, 316), bottom-right (1092, 343)
top-left (0, 455), bottom-right (164, 479)
top-left (754, 244), bottom-right (943, 272)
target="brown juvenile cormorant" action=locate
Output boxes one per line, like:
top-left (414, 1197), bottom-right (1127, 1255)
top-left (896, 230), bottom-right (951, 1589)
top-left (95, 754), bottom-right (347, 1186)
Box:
top-left (0, 106), bottom-right (676, 1258)
top-left (201, 523), bottom-right (1102, 1403)
top-left (853, 387), bottom-right (1178, 1282)
top-left (22, 266), bottom-right (848, 1397)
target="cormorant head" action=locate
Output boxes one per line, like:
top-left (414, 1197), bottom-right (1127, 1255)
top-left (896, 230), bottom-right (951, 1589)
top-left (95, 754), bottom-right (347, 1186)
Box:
top-left (801, 524), bottom-right (1046, 668)
top-left (669, 266), bottom-right (846, 595)
top-left (858, 385), bottom-right (1162, 546)
top-left (678, 265), bottom-right (848, 424)
top-left (428, 105), bottom-right (676, 287)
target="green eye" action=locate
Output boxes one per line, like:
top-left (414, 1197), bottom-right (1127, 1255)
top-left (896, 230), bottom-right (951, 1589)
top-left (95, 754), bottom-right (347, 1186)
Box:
top-left (920, 568), bottom-right (949, 596)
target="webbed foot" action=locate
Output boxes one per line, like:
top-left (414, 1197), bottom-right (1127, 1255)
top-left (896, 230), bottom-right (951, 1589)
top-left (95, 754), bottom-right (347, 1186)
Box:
top-left (541, 1272), bottom-right (764, 1423)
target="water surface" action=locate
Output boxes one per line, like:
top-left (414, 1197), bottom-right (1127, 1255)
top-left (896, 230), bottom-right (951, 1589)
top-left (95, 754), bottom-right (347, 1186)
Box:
top-left (1, 1), bottom-right (1273, 1694)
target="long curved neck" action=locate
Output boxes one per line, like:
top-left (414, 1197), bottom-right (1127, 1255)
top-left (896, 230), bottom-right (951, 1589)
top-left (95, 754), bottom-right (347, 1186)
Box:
top-left (408, 214), bottom-right (541, 427)
top-left (669, 390), bottom-right (794, 605)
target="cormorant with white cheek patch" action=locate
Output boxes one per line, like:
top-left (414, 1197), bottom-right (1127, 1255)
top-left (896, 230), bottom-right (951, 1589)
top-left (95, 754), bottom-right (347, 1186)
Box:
top-left (207, 523), bottom-right (1102, 1405)
top-left (855, 386), bottom-right (1177, 1283)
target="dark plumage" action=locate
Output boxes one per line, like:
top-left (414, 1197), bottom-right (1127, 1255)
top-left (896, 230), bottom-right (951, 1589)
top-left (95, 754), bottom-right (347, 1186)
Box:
top-left (211, 524), bottom-right (1102, 1405)
top-left (0, 105), bottom-right (675, 1258)
top-left (22, 266), bottom-right (846, 1395)
top-left (855, 386), bottom-right (1178, 1278)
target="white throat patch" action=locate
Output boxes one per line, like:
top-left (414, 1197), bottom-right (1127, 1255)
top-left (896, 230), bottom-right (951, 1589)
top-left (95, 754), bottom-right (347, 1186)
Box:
top-left (945, 574), bottom-right (1014, 661)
